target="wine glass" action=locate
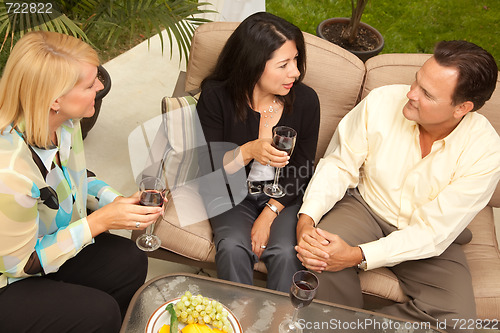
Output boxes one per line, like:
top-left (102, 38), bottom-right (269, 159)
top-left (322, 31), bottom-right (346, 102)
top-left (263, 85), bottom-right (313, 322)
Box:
top-left (279, 270), bottom-right (319, 333)
top-left (135, 176), bottom-right (166, 251)
top-left (264, 126), bottom-right (297, 198)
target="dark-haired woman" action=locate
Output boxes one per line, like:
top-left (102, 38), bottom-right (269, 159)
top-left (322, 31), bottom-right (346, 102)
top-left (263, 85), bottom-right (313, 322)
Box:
top-left (197, 12), bottom-right (320, 292)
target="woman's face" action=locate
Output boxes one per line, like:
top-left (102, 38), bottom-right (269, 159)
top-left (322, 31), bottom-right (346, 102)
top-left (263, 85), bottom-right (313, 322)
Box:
top-left (53, 62), bottom-right (104, 119)
top-left (255, 40), bottom-right (301, 97)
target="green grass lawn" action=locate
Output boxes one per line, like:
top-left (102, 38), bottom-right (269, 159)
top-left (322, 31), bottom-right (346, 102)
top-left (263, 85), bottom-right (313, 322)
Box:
top-left (266, 0), bottom-right (499, 66)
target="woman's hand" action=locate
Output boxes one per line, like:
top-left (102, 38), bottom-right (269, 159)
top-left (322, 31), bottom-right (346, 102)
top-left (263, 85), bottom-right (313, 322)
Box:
top-left (240, 139), bottom-right (289, 167)
top-left (86, 191), bottom-right (165, 237)
top-left (251, 200), bottom-right (283, 258)
top-left (251, 215), bottom-right (273, 259)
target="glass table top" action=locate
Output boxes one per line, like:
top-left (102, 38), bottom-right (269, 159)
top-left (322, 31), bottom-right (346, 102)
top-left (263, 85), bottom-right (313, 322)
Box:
top-left (121, 273), bottom-right (442, 333)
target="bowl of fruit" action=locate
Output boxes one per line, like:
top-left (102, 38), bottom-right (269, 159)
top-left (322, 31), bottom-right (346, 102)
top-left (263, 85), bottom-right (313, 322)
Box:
top-left (146, 291), bottom-right (242, 333)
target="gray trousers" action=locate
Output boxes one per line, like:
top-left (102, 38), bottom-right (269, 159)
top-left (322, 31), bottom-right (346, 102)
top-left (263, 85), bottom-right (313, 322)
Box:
top-left (210, 192), bottom-right (303, 292)
top-left (316, 189), bottom-right (476, 333)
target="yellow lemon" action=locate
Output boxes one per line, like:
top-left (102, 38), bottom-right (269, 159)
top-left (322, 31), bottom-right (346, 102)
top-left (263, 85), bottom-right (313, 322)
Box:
top-left (158, 324), bottom-right (170, 333)
top-left (181, 323), bottom-right (214, 333)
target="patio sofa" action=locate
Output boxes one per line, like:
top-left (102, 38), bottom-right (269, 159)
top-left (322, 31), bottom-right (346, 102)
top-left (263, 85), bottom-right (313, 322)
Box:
top-left (132, 21), bottom-right (500, 319)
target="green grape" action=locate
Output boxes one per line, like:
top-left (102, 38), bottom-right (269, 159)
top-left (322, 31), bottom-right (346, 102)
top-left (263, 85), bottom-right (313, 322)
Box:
top-left (174, 291), bottom-right (233, 333)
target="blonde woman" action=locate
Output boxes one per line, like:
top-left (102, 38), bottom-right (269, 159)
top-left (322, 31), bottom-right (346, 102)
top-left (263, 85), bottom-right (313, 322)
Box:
top-left (0, 32), bottom-right (162, 332)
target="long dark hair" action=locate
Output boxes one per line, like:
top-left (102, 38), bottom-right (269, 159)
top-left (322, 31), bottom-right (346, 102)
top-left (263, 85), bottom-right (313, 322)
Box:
top-left (201, 12), bottom-right (306, 122)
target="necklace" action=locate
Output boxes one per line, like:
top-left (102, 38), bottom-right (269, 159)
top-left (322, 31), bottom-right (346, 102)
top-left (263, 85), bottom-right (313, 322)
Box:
top-left (261, 99), bottom-right (280, 128)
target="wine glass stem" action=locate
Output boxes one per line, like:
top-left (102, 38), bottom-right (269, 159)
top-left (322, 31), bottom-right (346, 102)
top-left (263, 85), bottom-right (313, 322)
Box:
top-left (145, 222), bottom-right (155, 236)
top-left (291, 307), bottom-right (299, 325)
top-left (272, 167), bottom-right (281, 189)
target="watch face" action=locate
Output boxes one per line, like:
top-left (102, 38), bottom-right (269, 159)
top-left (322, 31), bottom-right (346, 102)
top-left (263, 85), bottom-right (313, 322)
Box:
top-left (358, 260), bottom-right (367, 271)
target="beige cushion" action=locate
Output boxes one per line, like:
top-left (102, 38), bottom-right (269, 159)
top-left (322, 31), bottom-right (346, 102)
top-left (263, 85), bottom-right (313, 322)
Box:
top-left (478, 77), bottom-right (500, 207)
top-left (301, 32), bottom-right (365, 162)
top-left (155, 187), bottom-right (215, 262)
top-left (363, 53), bottom-right (432, 98)
top-left (463, 207), bottom-right (500, 319)
top-left (359, 268), bottom-right (409, 303)
top-left (185, 22), bottom-right (239, 93)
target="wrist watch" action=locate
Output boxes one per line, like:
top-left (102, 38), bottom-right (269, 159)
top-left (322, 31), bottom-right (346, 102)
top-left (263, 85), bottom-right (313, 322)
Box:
top-left (357, 246), bottom-right (367, 271)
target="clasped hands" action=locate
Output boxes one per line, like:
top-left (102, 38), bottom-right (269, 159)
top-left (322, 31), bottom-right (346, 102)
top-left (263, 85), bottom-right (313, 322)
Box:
top-left (295, 216), bottom-right (363, 273)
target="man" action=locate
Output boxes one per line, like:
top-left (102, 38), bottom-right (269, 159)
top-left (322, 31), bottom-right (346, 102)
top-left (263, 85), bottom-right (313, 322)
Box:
top-left (296, 40), bottom-right (500, 332)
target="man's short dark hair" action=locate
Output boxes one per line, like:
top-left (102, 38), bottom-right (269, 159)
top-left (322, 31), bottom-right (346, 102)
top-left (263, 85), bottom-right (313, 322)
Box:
top-left (434, 40), bottom-right (498, 111)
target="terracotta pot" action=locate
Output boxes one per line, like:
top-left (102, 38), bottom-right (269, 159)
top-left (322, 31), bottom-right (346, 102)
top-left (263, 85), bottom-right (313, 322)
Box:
top-left (316, 17), bottom-right (384, 62)
top-left (81, 65), bottom-right (112, 139)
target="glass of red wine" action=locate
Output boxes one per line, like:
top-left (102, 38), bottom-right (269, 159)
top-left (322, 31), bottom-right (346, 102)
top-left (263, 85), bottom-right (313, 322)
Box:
top-left (264, 126), bottom-right (297, 198)
top-left (279, 270), bottom-right (319, 333)
top-left (135, 176), bottom-right (166, 251)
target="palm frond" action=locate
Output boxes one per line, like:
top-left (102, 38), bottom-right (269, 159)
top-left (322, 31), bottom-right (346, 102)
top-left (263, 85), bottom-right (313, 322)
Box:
top-left (87, 0), bottom-right (216, 62)
top-left (0, 2), bottom-right (89, 53)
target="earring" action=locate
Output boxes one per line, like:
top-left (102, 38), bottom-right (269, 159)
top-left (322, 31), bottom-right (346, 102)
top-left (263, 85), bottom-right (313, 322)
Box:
top-left (54, 109), bottom-right (59, 114)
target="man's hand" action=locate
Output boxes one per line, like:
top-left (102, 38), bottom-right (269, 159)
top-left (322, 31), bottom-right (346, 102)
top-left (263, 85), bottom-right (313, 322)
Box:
top-left (296, 216), bottom-right (364, 272)
top-left (295, 214), bottom-right (329, 272)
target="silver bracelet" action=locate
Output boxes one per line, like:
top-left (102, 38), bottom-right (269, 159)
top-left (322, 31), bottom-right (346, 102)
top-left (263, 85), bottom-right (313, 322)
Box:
top-left (265, 202), bottom-right (280, 216)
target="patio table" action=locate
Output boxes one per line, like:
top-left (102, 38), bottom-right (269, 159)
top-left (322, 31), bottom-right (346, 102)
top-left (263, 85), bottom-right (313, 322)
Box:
top-left (121, 273), bottom-right (443, 333)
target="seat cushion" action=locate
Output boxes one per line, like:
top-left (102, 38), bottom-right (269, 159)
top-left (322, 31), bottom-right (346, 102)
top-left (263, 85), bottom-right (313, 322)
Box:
top-left (462, 207), bottom-right (500, 319)
top-left (359, 268), bottom-right (409, 303)
top-left (155, 184), bottom-right (216, 262)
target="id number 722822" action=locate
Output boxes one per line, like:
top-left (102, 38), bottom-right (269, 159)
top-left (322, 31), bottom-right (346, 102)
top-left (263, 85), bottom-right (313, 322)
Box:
top-left (5, 2), bottom-right (53, 14)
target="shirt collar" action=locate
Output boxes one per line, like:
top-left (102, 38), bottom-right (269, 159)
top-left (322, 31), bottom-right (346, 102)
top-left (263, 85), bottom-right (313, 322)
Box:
top-left (29, 119), bottom-right (75, 172)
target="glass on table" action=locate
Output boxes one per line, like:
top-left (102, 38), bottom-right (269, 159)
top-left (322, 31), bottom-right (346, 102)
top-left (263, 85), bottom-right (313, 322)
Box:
top-left (279, 270), bottom-right (319, 333)
top-left (135, 176), bottom-right (166, 251)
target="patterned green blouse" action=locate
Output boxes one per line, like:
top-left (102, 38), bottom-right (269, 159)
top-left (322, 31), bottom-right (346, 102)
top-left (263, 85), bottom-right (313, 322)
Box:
top-left (0, 119), bottom-right (120, 288)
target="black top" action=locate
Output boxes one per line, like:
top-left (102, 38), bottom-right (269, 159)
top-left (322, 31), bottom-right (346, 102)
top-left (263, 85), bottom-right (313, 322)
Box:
top-left (197, 79), bottom-right (320, 207)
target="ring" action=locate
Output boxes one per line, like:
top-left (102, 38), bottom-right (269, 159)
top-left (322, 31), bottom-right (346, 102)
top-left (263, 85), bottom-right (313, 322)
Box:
top-left (266, 160), bottom-right (271, 167)
top-left (135, 222), bottom-right (140, 228)
top-left (260, 245), bottom-right (267, 249)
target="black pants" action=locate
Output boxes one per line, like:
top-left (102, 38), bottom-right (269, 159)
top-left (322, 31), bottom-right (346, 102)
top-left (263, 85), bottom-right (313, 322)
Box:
top-left (0, 233), bottom-right (148, 333)
top-left (210, 192), bottom-right (303, 292)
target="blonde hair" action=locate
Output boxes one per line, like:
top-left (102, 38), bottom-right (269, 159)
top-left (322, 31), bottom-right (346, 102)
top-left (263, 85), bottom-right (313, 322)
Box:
top-left (0, 31), bottom-right (99, 148)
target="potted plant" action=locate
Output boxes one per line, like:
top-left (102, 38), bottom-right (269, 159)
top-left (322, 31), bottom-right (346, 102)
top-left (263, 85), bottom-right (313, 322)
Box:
top-left (316, 0), bottom-right (384, 62)
top-left (0, 0), bottom-right (214, 137)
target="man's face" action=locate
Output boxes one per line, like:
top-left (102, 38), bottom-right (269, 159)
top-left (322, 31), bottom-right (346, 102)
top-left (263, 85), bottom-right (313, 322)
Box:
top-left (403, 57), bottom-right (462, 130)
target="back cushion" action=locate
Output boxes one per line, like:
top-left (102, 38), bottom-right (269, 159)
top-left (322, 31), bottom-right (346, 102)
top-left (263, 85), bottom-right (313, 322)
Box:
top-left (364, 53), bottom-right (500, 206)
top-left (185, 22), bottom-right (366, 163)
top-left (362, 53), bottom-right (432, 97)
top-left (301, 32), bottom-right (365, 161)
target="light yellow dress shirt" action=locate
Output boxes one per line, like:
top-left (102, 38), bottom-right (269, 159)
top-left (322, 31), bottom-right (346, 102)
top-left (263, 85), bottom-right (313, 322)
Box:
top-left (299, 85), bottom-right (500, 270)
